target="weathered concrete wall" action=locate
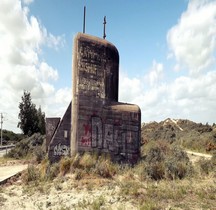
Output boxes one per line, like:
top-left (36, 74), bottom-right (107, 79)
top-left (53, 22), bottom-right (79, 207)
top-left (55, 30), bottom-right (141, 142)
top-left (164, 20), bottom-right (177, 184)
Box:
top-left (71, 33), bottom-right (141, 163)
top-left (48, 103), bottom-right (71, 162)
top-left (46, 33), bottom-right (141, 163)
top-left (45, 118), bottom-right (60, 151)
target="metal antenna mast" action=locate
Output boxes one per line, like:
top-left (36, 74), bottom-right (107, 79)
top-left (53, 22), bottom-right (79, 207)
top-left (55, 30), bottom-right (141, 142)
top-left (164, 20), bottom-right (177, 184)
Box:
top-left (103, 16), bottom-right (106, 39)
top-left (83, 6), bottom-right (86, 33)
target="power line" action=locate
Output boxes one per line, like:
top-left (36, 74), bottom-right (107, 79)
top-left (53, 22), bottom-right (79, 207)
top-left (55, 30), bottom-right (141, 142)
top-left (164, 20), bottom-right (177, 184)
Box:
top-left (4, 113), bottom-right (17, 123)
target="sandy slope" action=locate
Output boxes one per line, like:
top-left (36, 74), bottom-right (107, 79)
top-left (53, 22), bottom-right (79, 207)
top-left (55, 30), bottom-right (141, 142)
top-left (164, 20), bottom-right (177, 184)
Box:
top-left (0, 175), bottom-right (135, 210)
top-left (0, 151), bottom-right (214, 210)
top-left (0, 172), bottom-right (215, 210)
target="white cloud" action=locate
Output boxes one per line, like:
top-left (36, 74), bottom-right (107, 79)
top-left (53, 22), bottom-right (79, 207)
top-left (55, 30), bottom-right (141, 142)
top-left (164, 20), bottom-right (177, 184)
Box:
top-left (39, 62), bottom-right (59, 81)
top-left (126, 0), bottom-right (215, 124)
top-left (0, 0), bottom-right (69, 132)
top-left (22, 0), bottom-right (34, 5)
top-left (46, 33), bottom-right (66, 50)
top-left (167, 0), bottom-right (216, 76)
top-left (120, 63), bottom-right (216, 125)
top-left (146, 61), bottom-right (164, 87)
top-left (119, 72), bottom-right (143, 103)
top-left (54, 88), bottom-right (71, 105)
top-left (1, 0), bottom-right (216, 133)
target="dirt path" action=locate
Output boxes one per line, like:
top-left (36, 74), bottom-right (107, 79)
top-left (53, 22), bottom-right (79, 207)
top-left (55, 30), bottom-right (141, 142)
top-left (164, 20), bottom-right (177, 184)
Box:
top-left (0, 165), bottom-right (28, 183)
top-left (185, 150), bottom-right (212, 164)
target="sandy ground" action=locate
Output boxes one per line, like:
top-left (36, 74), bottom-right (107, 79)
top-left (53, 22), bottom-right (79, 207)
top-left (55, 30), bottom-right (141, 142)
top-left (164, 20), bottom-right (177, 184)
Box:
top-left (0, 171), bottom-right (215, 210)
top-left (0, 152), bottom-right (214, 210)
top-left (0, 160), bottom-right (135, 209)
top-left (0, 175), bottom-right (136, 210)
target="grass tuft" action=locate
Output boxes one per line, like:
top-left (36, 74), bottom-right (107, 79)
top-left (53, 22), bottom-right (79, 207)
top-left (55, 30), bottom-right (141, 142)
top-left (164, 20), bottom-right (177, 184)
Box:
top-left (59, 157), bottom-right (72, 176)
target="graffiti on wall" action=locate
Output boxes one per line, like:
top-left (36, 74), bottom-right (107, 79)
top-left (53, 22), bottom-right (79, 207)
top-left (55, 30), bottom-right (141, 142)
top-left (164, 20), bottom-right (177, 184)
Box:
top-left (54, 143), bottom-right (70, 156)
top-left (80, 116), bottom-right (139, 155)
top-left (81, 124), bottom-right (91, 146)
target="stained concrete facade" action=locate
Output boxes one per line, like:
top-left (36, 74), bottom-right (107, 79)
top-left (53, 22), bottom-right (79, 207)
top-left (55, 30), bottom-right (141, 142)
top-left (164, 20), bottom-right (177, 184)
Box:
top-left (47, 103), bottom-right (71, 162)
top-left (47, 33), bottom-right (141, 163)
top-left (45, 117), bottom-right (60, 151)
top-left (71, 33), bottom-right (141, 163)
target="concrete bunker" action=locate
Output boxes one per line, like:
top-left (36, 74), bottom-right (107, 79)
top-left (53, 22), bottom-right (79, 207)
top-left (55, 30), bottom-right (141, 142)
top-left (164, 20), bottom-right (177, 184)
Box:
top-left (46, 33), bottom-right (141, 163)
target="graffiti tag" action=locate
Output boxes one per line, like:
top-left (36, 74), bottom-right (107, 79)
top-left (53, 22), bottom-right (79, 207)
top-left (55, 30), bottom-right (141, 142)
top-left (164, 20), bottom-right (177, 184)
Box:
top-left (80, 116), bottom-right (139, 155)
top-left (54, 143), bottom-right (70, 156)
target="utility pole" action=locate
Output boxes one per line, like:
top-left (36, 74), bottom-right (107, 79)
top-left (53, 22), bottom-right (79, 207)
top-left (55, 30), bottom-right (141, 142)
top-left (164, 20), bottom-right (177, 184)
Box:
top-left (0, 113), bottom-right (3, 146)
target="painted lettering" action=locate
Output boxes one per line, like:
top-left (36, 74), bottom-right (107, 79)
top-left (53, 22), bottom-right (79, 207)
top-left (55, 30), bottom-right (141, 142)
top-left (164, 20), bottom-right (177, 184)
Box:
top-left (89, 116), bottom-right (139, 154)
top-left (81, 124), bottom-right (91, 147)
top-left (54, 143), bottom-right (70, 156)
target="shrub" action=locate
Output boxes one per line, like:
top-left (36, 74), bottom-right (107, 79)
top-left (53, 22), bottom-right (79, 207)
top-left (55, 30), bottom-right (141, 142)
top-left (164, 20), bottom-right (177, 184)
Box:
top-left (146, 146), bottom-right (165, 162)
top-left (165, 158), bottom-right (189, 179)
top-left (143, 141), bottom-right (166, 180)
top-left (34, 146), bottom-right (46, 163)
top-left (165, 147), bottom-right (193, 179)
top-left (197, 158), bottom-right (213, 175)
top-left (197, 153), bottom-right (216, 175)
top-left (171, 147), bottom-right (189, 162)
top-left (145, 162), bottom-right (165, 180)
top-left (22, 164), bottom-right (40, 184)
top-left (142, 141), bottom-right (193, 180)
top-left (5, 133), bottom-right (45, 159)
top-left (6, 139), bottom-right (30, 159)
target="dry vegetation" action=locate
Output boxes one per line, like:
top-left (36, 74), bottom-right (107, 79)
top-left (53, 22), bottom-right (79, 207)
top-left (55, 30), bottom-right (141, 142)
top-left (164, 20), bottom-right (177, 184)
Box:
top-left (142, 119), bottom-right (216, 154)
top-left (0, 139), bottom-right (216, 210)
top-left (0, 120), bottom-right (216, 209)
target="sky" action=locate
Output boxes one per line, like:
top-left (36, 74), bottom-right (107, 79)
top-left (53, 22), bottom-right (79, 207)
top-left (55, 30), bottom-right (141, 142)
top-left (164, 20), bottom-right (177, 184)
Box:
top-left (1, 0), bottom-right (216, 133)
